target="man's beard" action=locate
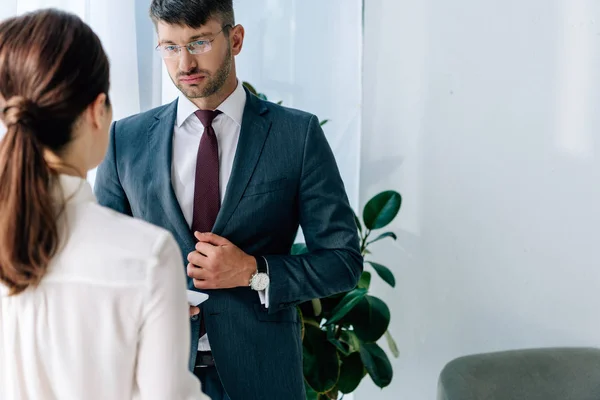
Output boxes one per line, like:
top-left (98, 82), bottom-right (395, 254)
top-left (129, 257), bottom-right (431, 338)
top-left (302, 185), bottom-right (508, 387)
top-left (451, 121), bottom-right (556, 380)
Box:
top-left (175, 46), bottom-right (232, 99)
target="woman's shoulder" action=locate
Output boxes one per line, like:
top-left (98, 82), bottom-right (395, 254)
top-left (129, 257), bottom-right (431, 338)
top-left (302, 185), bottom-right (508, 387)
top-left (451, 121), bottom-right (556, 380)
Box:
top-left (63, 201), bottom-right (182, 268)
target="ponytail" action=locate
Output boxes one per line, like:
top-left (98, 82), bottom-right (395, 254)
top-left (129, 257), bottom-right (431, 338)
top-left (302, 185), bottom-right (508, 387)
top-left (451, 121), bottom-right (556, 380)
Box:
top-left (0, 96), bottom-right (59, 295)
top-left (0, 9), bottom-right (111, 295)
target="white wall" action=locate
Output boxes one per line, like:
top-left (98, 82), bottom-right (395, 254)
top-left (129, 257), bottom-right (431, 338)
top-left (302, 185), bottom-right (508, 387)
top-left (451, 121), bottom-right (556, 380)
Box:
top-left (356, 1), bottom-right (600, 399)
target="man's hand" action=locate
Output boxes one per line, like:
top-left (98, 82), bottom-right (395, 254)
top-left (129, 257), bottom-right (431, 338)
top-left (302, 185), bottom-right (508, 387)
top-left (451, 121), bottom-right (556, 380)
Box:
top-left (187, 232), bottom-right (257, 290)
top-left (189, 305), bottom-right (200, 317)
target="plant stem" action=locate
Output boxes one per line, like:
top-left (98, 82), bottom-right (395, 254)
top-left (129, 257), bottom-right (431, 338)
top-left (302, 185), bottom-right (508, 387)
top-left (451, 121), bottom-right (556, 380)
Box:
top-left (304, 319), bottom-right (321, 328)
top-left (335, 325), bottom-right (342, 339)
top-left (360, 229), bottom-right (371, 256)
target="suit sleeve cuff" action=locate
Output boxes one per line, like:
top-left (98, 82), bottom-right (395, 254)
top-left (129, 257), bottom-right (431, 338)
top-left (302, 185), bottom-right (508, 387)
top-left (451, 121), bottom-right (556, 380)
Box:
top-left (257, 257), bottom-right (270, 308)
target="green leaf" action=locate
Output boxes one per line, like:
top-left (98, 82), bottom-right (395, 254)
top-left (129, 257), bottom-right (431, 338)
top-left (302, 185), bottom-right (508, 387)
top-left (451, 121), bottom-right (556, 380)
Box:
top-left (325, 288), bottom-right (368, 325)
top-left (346, 295), bottom-right (390, 343)
top-left (357, 271), bottom-right (371, 290)
top-left (299, 299), bottom-right (317, 320)
top-left (319, 294), bottom-right (344, 318)
top-left (359, 343), bottom-right (393, 388)
top-left (324, 388), bottom-right (339, 399)
top-left (312, 298), bottom-right (323, 316)
top-left (367, 231), bottom-right (397, 245)
top-left (340, 330), bottom-right (361, 353)
top-left (298, 306), bottom-right (305, 340)
top-left (362, 191), bottom-right (402, 230)
top-left (258, 93), bottom-right (268, 101)
top-left (277, 100), bottom-right (283, 105)
top-left (291, 243), bottom-right (308, 255)
top-left (242, 81), bottom-right (258, 95)
top-left (338, 352), bottom-right (365, 394)
top-left (303, 324), bottom-right (340, 393)
top-left (385, 331), bottom-right (400, 358)
top-left (366, 261), bottom-right (396, 288)
top-left (303, 318), bottom-right (321, 329)
top-left (320, 119), bottom-right (330, 127)
top-left (305, 381), bottom-right (319, 400)
top-left (354, 213), bottom-right (363, 234)
top-left (328, 329), bottom-right (351, 356)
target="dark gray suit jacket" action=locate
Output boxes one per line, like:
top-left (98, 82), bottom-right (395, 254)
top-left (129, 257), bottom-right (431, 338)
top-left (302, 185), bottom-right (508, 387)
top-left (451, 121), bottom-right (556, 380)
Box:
top-left (94, 88), bottom-right (362, 400)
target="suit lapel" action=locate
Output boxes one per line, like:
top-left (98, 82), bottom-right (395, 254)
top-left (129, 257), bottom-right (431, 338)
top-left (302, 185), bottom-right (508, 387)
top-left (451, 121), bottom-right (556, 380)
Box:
top-left (213, 88), bottom-right (271, 234)
top-left (147, 99), bottom-right (196, 250)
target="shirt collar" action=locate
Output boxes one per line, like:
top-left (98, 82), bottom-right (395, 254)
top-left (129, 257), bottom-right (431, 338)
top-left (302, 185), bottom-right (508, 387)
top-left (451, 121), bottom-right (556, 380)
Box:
top-left (176, 79), bottom-right (246, 128)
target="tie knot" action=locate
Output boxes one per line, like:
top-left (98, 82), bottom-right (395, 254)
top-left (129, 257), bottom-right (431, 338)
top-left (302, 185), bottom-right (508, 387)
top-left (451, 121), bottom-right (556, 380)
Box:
top-left (194, 109), bottom-right (222, 127)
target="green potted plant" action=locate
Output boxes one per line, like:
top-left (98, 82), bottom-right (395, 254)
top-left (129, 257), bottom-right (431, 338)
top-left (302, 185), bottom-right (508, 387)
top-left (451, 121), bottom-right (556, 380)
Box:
top-left (293, 191), bottom-right (401, 399)
top-left (242, 81), bottom-right (401, 399)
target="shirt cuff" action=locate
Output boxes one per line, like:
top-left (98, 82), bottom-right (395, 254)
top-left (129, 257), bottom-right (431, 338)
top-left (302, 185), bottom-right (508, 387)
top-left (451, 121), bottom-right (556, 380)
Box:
top-left (257, 257), bottom-right (270, 308)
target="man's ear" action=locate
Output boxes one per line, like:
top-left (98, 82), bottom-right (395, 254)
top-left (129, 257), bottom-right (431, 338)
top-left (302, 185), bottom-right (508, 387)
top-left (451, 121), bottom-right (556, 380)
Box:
top-left (230, 25), bottom-right (245, 56)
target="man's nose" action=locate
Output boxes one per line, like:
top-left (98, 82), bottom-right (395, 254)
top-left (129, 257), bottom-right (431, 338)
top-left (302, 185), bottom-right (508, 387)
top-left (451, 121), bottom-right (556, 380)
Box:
top-left (178, 49), bottom-right (197, 72)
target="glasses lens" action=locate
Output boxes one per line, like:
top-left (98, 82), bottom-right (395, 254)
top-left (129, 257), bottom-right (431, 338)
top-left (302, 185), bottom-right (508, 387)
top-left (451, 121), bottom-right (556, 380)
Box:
top-left (188, 41), bottom-right (211, 55)
top-left (157, 45), bottom-right (179, 59)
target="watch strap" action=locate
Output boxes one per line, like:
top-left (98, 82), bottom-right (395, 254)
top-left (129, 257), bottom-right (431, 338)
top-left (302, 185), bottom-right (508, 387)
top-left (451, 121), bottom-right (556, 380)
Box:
top-left (254, 255), bottom-right (268, 274)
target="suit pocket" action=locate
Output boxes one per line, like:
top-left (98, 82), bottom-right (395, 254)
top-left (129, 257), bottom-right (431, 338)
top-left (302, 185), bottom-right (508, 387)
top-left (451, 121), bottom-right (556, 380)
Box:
top-left (243, 178), bottom-right (288, 197)
top-left (253, 304), bottom-right (299, 323)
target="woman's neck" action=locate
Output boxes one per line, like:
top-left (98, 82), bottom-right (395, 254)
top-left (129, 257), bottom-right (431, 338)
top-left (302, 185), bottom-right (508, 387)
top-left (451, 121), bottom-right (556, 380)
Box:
top-left (44, 150), bottom-right (86, 179)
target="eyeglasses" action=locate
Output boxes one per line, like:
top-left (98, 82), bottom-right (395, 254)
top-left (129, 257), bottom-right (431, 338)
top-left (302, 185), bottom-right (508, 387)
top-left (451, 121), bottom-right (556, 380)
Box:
top-left (155, 25), bottom-right (231, 59)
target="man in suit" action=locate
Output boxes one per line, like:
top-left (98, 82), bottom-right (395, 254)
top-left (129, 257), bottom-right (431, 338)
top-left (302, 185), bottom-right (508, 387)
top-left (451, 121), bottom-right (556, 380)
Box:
top-left (94, 1), bottom-right (362, 399)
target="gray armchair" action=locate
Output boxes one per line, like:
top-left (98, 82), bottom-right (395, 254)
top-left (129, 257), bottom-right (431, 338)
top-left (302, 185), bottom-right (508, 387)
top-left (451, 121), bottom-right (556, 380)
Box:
top-left (438, 347), bottom-right (600, 400)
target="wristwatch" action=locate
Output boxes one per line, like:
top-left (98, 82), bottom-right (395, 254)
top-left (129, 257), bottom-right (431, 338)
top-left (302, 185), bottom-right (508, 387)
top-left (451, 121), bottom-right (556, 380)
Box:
top-left (249, 256), bottom-right (270, 291)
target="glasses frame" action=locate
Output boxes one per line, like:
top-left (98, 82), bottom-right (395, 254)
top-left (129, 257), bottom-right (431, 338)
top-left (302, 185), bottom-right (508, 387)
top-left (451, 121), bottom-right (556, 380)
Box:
top-left (155, 24), bottom-right (232, 59)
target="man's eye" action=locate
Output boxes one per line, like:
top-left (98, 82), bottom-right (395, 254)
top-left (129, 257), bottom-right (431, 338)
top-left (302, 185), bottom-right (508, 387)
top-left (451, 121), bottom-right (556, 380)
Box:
top-left (190, 41), bottom-right (208, 47)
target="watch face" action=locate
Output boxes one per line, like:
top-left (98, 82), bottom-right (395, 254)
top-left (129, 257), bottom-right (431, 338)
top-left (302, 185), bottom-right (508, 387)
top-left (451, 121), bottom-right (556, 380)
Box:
top-left (251, 273), bottom-right (270, 291)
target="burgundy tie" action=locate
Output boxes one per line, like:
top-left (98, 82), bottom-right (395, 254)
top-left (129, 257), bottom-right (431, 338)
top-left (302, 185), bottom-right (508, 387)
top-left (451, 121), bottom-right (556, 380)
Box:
top-left (192, 109), bottom-right (222, 234)
top-left (192, 109), bottom-right (221, 338)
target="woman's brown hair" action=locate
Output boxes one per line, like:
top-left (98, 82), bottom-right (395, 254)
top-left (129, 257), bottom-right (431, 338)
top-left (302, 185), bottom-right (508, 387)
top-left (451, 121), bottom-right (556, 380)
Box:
top-left (0, 9), bottom-right (110, 295)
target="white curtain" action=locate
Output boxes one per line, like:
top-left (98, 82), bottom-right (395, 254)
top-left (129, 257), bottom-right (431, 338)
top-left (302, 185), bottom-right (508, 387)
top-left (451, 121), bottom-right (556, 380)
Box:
top-left (0, 0), bottom-right (161, 184)
top-left (0, 0), bottom-right (154, 119)
top-left (239, 0), bottom-right (363, 208)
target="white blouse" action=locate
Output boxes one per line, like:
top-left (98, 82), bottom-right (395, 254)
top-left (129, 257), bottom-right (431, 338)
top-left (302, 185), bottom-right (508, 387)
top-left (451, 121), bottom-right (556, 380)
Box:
top-left (0, 175), bottom-right (208, 400)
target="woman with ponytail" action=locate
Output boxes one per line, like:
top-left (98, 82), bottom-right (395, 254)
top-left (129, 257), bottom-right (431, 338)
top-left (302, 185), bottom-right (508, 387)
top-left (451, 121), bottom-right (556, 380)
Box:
top-left (0, 9), bottom-right (207, 400)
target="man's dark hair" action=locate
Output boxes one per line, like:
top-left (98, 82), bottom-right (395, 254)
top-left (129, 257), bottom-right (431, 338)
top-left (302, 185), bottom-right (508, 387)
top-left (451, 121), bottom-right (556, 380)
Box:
top-left (149, 0), bottom-right (235, 29)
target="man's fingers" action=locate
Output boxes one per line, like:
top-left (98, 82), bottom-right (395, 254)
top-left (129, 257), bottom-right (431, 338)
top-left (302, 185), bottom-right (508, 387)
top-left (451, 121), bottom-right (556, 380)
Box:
top-left (195, 241), bottom-right (216, 256)
top-left (187, 250), bottom-right (208, 267)
top-left (195, 231), bottom-right (230, 246)
top-left (187, 263), bottom-right (209, 280)
top-left (193, 278), bottom-right (217, 290)
top-left (189, 306), bottom-right (200, 317)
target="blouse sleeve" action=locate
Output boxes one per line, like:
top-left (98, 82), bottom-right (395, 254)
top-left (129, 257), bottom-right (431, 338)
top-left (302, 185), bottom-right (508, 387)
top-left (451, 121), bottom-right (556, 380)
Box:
top-left (134, 232), bottom-right (210, 400)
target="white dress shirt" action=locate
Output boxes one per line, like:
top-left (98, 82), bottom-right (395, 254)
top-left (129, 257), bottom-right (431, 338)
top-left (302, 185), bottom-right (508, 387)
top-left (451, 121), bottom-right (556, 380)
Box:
top-left (171, 80), bottom-right (268, 351)
top-left (0, 175), bottom-right (207, 400)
